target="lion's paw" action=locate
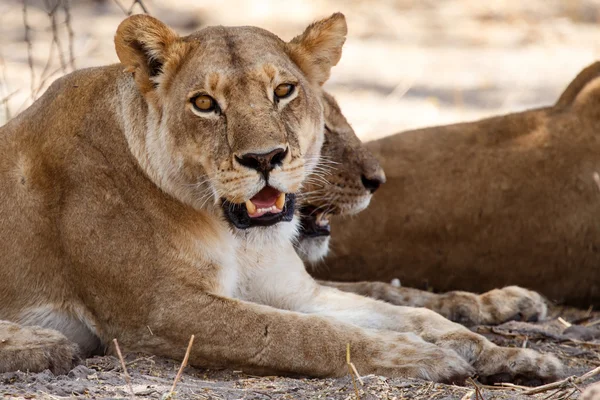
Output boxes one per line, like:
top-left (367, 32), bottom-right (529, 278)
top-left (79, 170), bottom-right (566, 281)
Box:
top-left (0, 320), bottom-right (79, 375)
top-left (438, 286), bottom-right (547, 326)
top-left (475, 346), bottom-right (563, 386)
top-left (359, 331), bottom-right (474, 383)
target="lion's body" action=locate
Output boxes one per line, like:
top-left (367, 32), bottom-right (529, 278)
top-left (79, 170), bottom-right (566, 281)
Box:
top-left (0, 65), bottom-right (239, 355)
top-left (318, 62), bottom-right (600, 308)
top-left (0, 15), bottom-right (562, 384)
top-left (308, 92), bottom-right (550, 326)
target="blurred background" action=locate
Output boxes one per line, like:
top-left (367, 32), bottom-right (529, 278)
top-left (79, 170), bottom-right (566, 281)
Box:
top-left (1, 0), bottom-right (600, 140)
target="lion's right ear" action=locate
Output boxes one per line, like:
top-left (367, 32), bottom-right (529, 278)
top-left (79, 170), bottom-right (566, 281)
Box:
top-left (115, 15), bottom-right (180, 94)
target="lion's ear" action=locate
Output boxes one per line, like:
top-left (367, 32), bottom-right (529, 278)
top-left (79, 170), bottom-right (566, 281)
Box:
top-left (115, 15), bottom-right (180, 93)
top-left (286, 13), bottom-right (347, 86)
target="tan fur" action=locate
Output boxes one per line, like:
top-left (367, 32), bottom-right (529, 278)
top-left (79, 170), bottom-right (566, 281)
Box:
top-left (0, 15), bottom-right (561, 384)
top-left (0, 321), bottom-right (78, 375)
top-left (304, 94), bottom-right (548, 326)
top-left (295, 91), bottom-right (385, 263)
top-left (583, 382), bottom-right (600, 400)
top-left (314, 62), bottom-right (600, 309)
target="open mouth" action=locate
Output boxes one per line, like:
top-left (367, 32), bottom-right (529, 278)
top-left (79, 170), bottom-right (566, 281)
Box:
top-left (299, 205), bottom-right (331, 238)
top-left (221, 186), bottom-right (296, 229)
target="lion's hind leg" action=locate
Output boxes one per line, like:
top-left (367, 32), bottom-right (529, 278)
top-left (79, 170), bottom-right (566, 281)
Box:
top-left (0, 320), bottom-right (79, 375)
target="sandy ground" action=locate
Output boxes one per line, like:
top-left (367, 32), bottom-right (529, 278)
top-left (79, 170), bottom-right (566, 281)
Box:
top-left (2, 0), bottom-right (600, 398)
top-left (2, 306), bottom-right (600, 399)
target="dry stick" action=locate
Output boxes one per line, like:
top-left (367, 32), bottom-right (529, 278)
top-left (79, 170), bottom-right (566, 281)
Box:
top-left (557, 317), bottom-right (572, 328)
top-left (113, 338), bottom-right (135, 399)
top-left (130, 0), bottom-right (149, 14)
top-left (49, 6), bottom-right (67, 73)
top-left (495, 382), bottom-right (530, 391)
top-left (346, 343), bottom-right (361, 400)
top-left (0, 90), bottom-right (21, 104)
top-left (22, 0), bottom-right (35, 99)
top-left (111, 0), bottom-right (129, 15)
top-left (164, 335), bottom-right (195, 399)
top-left (43, 0), bottom-right (66, 73)
top-left (62, 0), bottom-right (75, 70)
top-left (520, 365), bottom-right (600, 396)
top-left (0, 55), bottom-right (14, 121)
top-left (467, 377), bottom-right (486, 400)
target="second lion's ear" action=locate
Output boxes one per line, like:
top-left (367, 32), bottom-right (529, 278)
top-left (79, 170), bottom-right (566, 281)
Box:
top-left (285, 13), bottom-right (347, 86)
top-left (114, 14), bottom-right (180, 93)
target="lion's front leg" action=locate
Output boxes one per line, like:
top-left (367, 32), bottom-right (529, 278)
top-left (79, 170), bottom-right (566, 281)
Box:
top-left (112, 286), bottom-right (472, 383)
top-left (304, 286), bottom-right (562, 384)
top-left (251, 255), bottom-right (561, 385)
top-left (319, 281), bottom-right (547, 326)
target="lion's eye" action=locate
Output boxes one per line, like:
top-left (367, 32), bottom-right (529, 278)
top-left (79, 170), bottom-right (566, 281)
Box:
top-left (192, 95), bottom-right (218, 113)
top-left (274, 83), bottom-right (295, 100)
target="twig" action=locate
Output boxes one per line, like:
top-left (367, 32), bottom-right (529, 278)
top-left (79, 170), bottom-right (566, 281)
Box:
top-left (113, 338), bottom-right (135, 399)
top-left (467, 377), bottom-right (486, 400)
top-left (112, 0), bottom-right (149, 16)
top-left (22, 0), bottom-right (35, 99)
top-left (586, 319), bottom-right (600, 327)
top-left (126, 354), bottom-right (155, 368)
top-left (495, 382), bottom-right (530, 390)
top-left (129, 0), bottom-right (149, 14)
top-left (0, 53), bottom-right (11, 121)
top-left (162, 335), bottom-right (195, 400)
top-left (44, 0), bottom-right (66, 73)
top-left (0, 89), bottom-right (21, 104)
top-left (111, 0), bottom-right (129, 15)
top-left (520, 365), bottom-right (600, 395)
top-left (346, 343), bottom-right (361, 400)
top-left (62, 0), bottom-right (76, 70)
top-left (558, 317), bottom-right (572, 328)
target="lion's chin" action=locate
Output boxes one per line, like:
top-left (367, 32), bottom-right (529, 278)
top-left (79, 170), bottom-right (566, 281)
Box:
top-left (221, 193), bottom-right (296, 230)
top-left (295, 234), bottom-right (331, 265)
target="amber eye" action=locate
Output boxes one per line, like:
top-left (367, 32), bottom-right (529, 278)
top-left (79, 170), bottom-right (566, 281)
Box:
top-left (274, 83), bottom-right (295, 100)
top-left (192, 95), bottom-right (219, 113)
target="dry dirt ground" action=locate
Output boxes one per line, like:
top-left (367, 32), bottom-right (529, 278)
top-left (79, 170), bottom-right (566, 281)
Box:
top-left (2, 306), bottom-right (600, 399)
top-left (2, 0), bottom-right (600, 399)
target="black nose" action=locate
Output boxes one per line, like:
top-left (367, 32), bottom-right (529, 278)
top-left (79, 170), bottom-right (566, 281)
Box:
top-left (236, 147), bottom-right (288, 177)
top-left (361, 173), bottom-right (384, 193)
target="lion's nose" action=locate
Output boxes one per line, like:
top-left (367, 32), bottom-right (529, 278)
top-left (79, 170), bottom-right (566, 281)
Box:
top-left (235, 147), bottom-right (288, 177)
top-left (361, 169), bottom-right (386, 193)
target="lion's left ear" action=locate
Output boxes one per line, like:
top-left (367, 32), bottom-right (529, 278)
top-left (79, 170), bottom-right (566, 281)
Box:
top-left (286, 13), bottom-right (347, 86)
top-left (114, 14), bottom-right (180, 94)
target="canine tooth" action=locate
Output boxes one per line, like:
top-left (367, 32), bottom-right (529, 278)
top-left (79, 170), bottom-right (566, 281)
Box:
top-left (316, 212), bottom-right (330, 227)
top-left (245, 200), bottom-right (257, 215)
top-left (275, 193), bottom-right (286, 209)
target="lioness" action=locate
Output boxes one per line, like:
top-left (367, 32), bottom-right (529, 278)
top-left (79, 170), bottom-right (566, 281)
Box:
top-left (299, 93), bottom-right (548, 327)
top-left (295, 90), bottom-right (386, 263)
top-left (314, 62), bottom-right (600, 309)
top-left (0, 14), bottom-right (561, 384)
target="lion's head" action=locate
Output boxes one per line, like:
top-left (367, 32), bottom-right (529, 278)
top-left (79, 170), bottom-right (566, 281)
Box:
top-left (295, 91), bottom-right (386, 263)
top-left (114, 14), bottom-right (347, 239)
